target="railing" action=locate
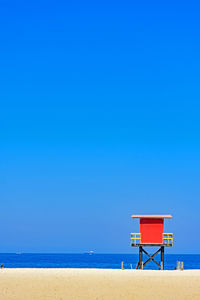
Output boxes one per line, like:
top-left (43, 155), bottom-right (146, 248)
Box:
top-left (131, 232), bottom-right (173, 246)
top-left (131, 233), bottom-right (141, 246)
top-left (163, 233), bottom-right (173, 246)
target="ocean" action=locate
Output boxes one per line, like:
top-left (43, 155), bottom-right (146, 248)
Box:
top-left (0, 253), bottom-right (199, 270)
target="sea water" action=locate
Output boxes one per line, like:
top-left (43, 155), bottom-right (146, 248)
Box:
top-left (0, 253), bottom-right (199, 270)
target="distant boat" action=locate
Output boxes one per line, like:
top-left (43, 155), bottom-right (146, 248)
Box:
top-left (84, 251), bottom-right (94, 255)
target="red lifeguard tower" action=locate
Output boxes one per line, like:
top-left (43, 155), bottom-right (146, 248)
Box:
top-left (131, 214), bottom-right (173, 270)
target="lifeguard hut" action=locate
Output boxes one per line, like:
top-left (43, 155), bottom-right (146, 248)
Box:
top-left (131, 214), bottom-right (173, 270)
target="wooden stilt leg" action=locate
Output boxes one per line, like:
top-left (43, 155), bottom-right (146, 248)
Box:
top-left (161, 246), bottom-right (164, 270)
top-left (139, 246), bottom-right (143, 269)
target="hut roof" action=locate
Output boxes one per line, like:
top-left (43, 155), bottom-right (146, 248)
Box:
top-left (131, 214), bottom-right (172, 219)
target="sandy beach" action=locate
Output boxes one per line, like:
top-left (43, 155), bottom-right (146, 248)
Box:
top-left (0, 269), bottom-right (199, 300)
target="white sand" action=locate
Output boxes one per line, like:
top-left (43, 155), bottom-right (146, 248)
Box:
top-left (0, 268), bottom-right (200, 300)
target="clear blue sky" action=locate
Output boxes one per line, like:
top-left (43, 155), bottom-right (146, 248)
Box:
top-left (1, 0), bottom-right (200, 253)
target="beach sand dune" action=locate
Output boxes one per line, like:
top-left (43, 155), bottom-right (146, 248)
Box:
top-left (0, 268), bottom-right (200, 300)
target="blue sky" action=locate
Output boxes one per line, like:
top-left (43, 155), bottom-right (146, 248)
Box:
top-left (1, 0), bottom-right (200, 253)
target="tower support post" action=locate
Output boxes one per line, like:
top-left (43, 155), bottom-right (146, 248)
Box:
top-left (139, 246), bottom-right (143, 269)
top-left (161, 246), bottom-right (164, 270)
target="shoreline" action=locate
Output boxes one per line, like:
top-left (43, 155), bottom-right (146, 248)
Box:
top-left (1, 267), bottom-right (200, 271)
